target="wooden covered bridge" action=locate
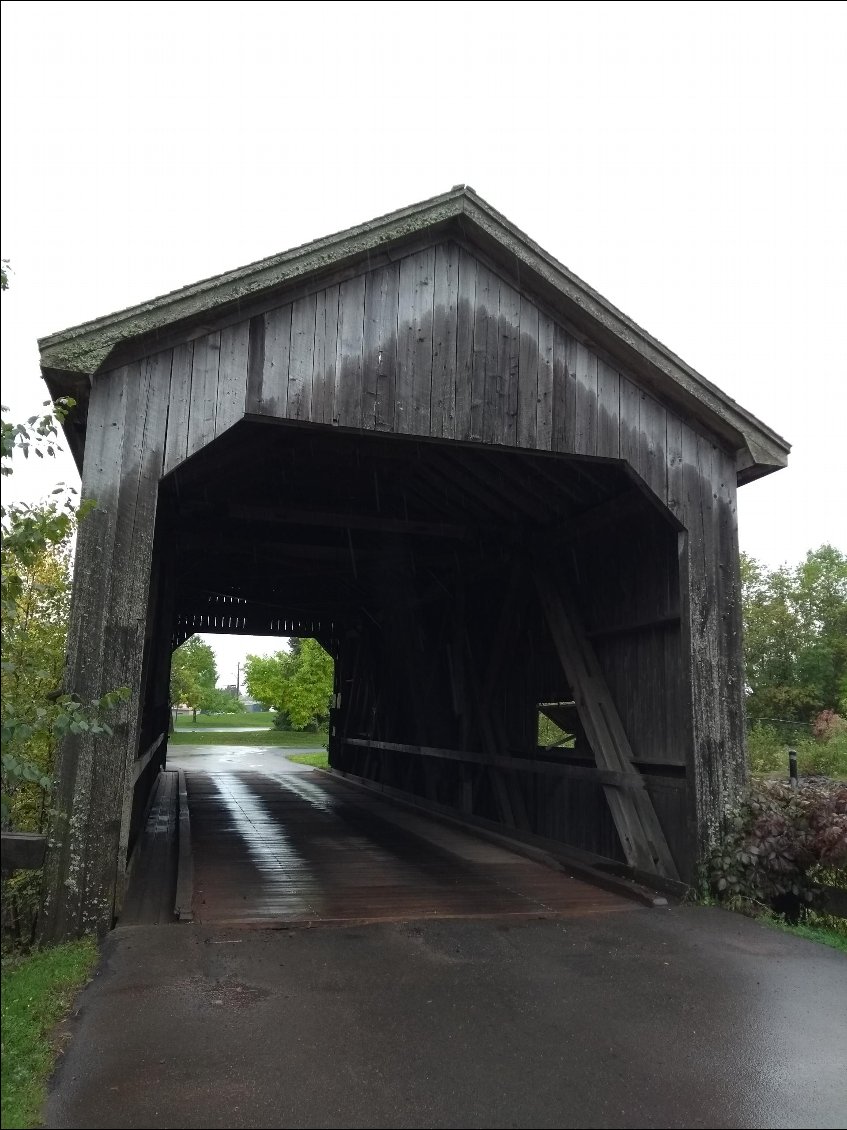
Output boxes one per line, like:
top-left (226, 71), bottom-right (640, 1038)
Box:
top-left (38, 187), bottom-right (788, 939)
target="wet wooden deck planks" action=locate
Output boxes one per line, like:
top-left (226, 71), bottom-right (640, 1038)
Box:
top-left (188, 768), bottom-right (636, 927)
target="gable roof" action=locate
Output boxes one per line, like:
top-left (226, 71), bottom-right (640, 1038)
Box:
top-left (39, 185), bottom-right (789, 483)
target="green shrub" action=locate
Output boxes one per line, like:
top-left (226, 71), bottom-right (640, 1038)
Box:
top-left (708, 779), bottom-right (847, 916)
top-left (747, 724), bottom-right (786, 774)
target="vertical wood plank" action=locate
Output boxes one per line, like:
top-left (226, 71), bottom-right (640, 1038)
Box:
top-left (455, 249), bottom-right (477, 441)
top-left (163, 342), bottom-right (193, 475)
top-left (469, 264), bottom-right (494, 442)
top-left (618, 374), bottom-right (641, 467)
top-left (215, 322), bottom-right (249, 436)
top-left (287, 293), bottom-right (317, 421)
top-left (312, 286), bottom-right (340, 425)
top-left (637, 392), bottom-right (668, 503)
top-left (257, 305), bottom-right (292, 417)
top-left (335, 274), bottom-right (366, 428)
top-left (363, 264), bottom-right (399, 432)
top-left (500, 282), bottom-right (521, 447)
top-left (574, 341), bottom-right (598, 456)
top-left (552, 324), bottom-right (572, 453)
top-left (186, 332), bottom-right (220, 456)
top-left (431, 244), bottom-right (459, 439)
top-left (536, 312), bottom-right (555, 450)
top-left (666, 413), bottom-right (684, 522)
top-left (517, 296), bottom-right (538, 448)
top-left (596, 360), bottom-right (621, 460)
top-left (482, 276), bottom-right (504, 445)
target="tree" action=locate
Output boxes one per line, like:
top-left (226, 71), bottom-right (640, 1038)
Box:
top-left (244, 638), bottom-right (333, 730)
top-left (742, 546), bottom-right (847, 726)
top-left (169, 636), bottom-right (218, 722)
top-left (1, 403), bottom-right (128, 828)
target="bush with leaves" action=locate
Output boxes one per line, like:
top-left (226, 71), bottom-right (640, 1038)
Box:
top-left (709, 779), bottom-right (847, 916)
top-left (1, 402), bottom-right (129, 830)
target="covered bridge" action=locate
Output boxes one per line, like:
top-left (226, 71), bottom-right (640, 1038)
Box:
top-left (38, 187), bottom-right (789, 939)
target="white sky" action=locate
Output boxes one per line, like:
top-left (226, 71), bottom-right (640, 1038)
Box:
top-left (2, 1), bottom-right (845, 686)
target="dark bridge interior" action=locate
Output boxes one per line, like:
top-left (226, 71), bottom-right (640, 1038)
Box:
top-left (138, 419), bottom-right (689, 881)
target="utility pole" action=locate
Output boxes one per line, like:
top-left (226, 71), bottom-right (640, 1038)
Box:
top-left (236, 661), bottom-right (241, 697)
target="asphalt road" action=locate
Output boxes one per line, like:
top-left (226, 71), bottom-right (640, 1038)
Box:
top-left (45, 758), bottom-right (847, 1129)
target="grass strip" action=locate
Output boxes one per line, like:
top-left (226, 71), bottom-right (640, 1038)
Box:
top-left (174, 712), bottom-right (274, 728)
top-left (169, 729), bottom-right (326, 747)
top-left (1, 939), bottom-right (99, 1129)
top-left (287, 751), bottom-right (330, 769)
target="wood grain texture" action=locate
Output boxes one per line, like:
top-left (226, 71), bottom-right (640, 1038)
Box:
top-left (363, 265), bottom-right (399, 432)
top-left (186, 332), bottom-right (220, 456)
top-left (287, 294), bottom-right (317, 421)
top-left (431, 245), bottom-right (459, 439)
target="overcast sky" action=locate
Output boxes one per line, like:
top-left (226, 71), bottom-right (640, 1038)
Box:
top-left (2, 1), bottom-right (845, 686)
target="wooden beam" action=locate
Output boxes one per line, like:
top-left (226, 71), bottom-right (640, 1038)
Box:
top-left (533, 566), bottom-right (679, 880)
top-left (131, 732), bottom-right (166, 785)
top-left (344, 738), bottom-right (650, 789)
top-left (234, 504), bottom-right (467, 540)
top-left (1, 832), bottom-right (47, 874)
top-left (586, 612), bottom-right (681, 641)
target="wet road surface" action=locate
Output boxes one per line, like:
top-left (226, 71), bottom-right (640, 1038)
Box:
top-left (46, 752), bottom-right (847, 1129)
top-left (46, 908), bottom-right (847, 1129)
top-left (171, 750), bottom-right (632, 926)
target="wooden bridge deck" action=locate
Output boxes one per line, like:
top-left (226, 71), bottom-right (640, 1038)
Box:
top-left (185, 764), bottom-right (636, 927)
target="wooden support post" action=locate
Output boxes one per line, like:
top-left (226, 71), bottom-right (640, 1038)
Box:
top-left (533, 566), bottom-right (679, 879)
top-left (40, 358), bottom-right (170, 942)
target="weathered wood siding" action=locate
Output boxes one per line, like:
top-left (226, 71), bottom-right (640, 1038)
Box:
top-left (43, 236), bottom-right (745, 937)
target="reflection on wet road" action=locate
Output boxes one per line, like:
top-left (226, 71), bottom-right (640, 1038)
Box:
top-left (184, 757), bottom-right (634, 926)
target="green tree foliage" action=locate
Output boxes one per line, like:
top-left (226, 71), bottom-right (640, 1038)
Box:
top-left (742, 545), bottom-right (847, 726)
top-left (169, 637), bottom-right (219, 722)
top-left (1, 403), bottom-right (128, 828)
top-left (244, 638), bottom-right (333, 731)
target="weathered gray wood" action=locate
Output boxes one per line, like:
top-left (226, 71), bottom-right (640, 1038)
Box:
top-left (536, 313), bottom-right (555, 450)
top-left (619, 374), bottom-right (641, 469)
top-left (363, 265), bottom-right (399, 432)
top-left (287, 293), bottom-right (317, 422)
top-left (41, 367), bottom-right (127, 941)
top-left (534, 567), bottom-right (679, 879)
top-left (482, 273), bottom-right (503, 445)
top-left (312, 285), bottom-right (340, 425)
top-left (396, 249), bottom-right (435, 435)
top-left (431, 244), bottom-right (459, 439)
top-left (469, 263), bottom-right (494, 442)
top-left (254, 304), bottom-right (292, 417)
top-left (454, 248), bottom-right (477, 440)
top-left (215, 322), bottom-right (249, 436)
top-left (517, 296), bottom-right (538, 449)
top-left (111, 352), bottom-right (173, 915)
top-left (162, 342), bottom-right (193, 475)
top-left (335, 275), bottom-right (366, 428)
top-left (637, 392), bottom-right (668, 502)
top-left (42, 350), bottom-right (170, 940)
top-left (1, 833), bottom-right (47, 874)
top-left (131, 732), bottom-right (166, 785)
top-left (574, 341), bottom-right (598, 456)
top-left (597, 359), bottom-right (621, 459)
top-left (344, 738), bottom-right (654, 788)
top-left (499, 281), bottom-right (521, 447)
top-left (186, 332), bottom-right (220, 456)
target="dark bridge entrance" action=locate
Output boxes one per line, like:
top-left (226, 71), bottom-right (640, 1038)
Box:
top-left (38, 187), bottom-right (788, 939)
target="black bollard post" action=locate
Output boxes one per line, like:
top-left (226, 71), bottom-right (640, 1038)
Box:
top-left (788, 748), bottom-right (798, 788)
